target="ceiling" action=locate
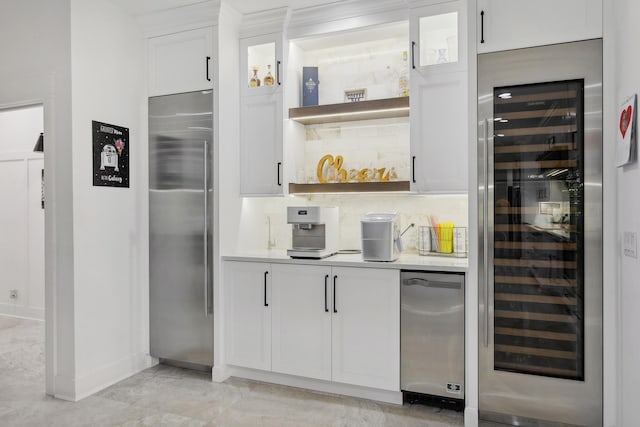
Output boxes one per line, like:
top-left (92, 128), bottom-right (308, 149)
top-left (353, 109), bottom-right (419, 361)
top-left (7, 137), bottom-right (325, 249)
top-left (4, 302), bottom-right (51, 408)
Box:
top-left (109, 0), bottom-right (347, 16)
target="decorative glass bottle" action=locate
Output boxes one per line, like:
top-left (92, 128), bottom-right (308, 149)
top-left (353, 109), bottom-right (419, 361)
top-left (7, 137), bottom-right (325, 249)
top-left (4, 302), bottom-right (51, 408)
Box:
top-left (264, 64), bottom-right (274, 86)
top-left (249, 66), bottom-right (261, 87)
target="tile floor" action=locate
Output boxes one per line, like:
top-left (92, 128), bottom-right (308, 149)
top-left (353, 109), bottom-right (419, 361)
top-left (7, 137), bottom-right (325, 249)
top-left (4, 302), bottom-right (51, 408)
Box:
top-left (0, 315), bottom-right (469, 426)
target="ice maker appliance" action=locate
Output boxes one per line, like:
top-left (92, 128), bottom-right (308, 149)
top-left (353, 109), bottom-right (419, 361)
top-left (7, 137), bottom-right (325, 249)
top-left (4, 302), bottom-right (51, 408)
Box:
top-left (361, 212), bottom-right (401, 261)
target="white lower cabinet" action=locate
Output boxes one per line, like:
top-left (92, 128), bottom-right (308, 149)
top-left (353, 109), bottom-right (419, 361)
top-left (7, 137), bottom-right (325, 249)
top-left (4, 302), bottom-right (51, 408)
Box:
top-left (224, 261), bottom-right (400, 392)
top-left (331, 266), bottom-right (400, 391)
top-left (223, 261), bottom-right (271, 371)
top-left (271, 264), bottom-right (332, 380)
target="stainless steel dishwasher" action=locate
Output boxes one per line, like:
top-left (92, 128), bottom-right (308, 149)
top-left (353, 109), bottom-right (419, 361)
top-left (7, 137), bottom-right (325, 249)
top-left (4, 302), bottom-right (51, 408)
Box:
top-left (401, 271), bottom-right (464, 408)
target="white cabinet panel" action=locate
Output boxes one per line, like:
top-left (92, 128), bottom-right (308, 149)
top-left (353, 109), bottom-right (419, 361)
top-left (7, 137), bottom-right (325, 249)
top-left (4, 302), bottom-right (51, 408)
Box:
top-left (148, 27), bottom-right (214, 96)
top-left (239, 33), bottom-right (285, 196)
top-left (331, 267), bottom-right (400, 391)
top-left (409, 1), bottom-right (468, 193)
top-left (271, 263), bottom-right (332, 381)
top-left (410, 69), bottom-right (468, 193)
top-left (477, 0), bottom-right (602, 53)
top-left (224, 261), bottom-right (271, 370)
top-left (240, 93), bottom-right (283, 195)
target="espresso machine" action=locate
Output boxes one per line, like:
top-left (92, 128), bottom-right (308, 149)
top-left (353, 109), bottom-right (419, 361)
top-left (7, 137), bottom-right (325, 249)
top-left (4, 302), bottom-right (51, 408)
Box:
top-left (287, 206), bottom-right (339, 259)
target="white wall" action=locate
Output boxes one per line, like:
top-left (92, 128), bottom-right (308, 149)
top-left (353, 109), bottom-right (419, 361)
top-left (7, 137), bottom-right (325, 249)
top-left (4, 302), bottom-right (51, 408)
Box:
top-left (0, 0), bottom-right (75, 399)
top-left (613, 0), bottom-right (640, 425)
top-left (70, 0), bottom-right (150, 399)
top-left (0, 105), bottom-right (45, 320)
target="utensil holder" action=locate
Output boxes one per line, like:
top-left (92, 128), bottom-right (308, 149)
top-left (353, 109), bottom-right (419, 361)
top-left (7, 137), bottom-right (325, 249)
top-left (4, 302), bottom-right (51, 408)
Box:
top-left (417, 226), bottom-right (467, 258)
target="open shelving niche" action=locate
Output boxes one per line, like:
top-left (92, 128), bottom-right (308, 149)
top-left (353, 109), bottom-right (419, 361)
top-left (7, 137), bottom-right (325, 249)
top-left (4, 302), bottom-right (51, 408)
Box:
top-left (285, 21), bottom-right (411, 194)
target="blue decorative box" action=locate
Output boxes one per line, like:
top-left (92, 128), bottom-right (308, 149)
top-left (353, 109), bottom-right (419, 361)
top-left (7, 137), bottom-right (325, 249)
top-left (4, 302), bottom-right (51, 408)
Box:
top-left (302, 66), bottom-right (319, 106)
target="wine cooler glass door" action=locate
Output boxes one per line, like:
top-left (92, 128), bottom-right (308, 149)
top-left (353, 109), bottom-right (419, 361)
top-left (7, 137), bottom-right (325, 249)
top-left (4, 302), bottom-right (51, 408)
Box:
top-left (478, 39), bottom-right (602, 427)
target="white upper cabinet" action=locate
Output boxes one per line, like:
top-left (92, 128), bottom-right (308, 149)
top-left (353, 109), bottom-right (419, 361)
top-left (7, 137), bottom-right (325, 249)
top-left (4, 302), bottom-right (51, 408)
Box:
top-left (148, 27), bottom-right (214, 96)
top-left (410, 1), bottom-right (466, 74)
top-left (223, 261), bottom-right (272, 371)
top-left (240, 34), bottom-right (284, 97)
top-left (477, 0), bottom-right (603, 53)
top-left (410, 0), bottom-right (468, 193)
top-left (239, 30), bottom-right (286, 195)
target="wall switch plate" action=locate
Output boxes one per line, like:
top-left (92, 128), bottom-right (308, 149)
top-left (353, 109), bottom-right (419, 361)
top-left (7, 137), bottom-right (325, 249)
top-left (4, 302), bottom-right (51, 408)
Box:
top-left (9, 289), bottom-right (17, 299)
top-left (624, 232), bottom-right (637, 258)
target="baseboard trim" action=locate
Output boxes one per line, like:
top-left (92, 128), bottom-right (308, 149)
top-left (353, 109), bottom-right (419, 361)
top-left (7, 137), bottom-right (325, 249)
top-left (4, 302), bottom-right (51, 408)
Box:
top-left (464, 406), bottom-right (478, 427)
top-left (0, 304), bottom-right (44, 321)
top-left (212, 365), bottom-right (230, 382)
top-left (225, 365), bottom-right (402, 405)
top-left (73, 352), bottom-right (154, 401)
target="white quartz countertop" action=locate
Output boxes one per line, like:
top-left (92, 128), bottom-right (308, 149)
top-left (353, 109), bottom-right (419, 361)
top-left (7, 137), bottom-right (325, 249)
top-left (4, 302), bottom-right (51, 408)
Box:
top-left (222, 250), bottom-right (468, 273)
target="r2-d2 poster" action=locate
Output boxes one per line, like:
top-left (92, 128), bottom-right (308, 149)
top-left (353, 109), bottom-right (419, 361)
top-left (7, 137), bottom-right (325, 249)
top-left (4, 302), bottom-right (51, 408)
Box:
top-left (92, 120), bottom-right (129, 188)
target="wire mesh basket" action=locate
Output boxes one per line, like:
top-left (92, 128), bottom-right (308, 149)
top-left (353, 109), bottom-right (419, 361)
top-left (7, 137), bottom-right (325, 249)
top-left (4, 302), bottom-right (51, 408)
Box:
top-left (417, 226), bottom-right (467, 257)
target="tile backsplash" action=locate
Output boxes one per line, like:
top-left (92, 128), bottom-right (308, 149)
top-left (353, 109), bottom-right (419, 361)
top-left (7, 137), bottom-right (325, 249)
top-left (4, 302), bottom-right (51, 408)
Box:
top-left (235, 193), bottom-right (468, 254)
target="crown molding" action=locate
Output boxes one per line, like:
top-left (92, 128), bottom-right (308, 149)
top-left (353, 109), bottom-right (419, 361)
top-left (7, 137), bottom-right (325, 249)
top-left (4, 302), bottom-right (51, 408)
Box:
top-left (287, 0), bottom-right (408, 40)
top-left (140, 0), bottom-right (221, 38)
top-left (239, 7), bottom-right (290, 39)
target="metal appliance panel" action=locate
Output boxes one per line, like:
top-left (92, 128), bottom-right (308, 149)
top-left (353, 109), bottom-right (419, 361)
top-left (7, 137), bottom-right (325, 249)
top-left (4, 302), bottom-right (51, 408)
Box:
top-left (149, 91), bottom-right (213, 367)
top-left (478, 40), bottom-right (602, 426)
top-left (401, 272), bottom-right (465, 399)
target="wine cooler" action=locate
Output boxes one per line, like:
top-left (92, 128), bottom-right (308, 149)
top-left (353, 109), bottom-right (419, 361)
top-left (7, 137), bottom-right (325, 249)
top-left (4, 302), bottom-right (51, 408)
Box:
top-left (478, 39), bottom-right (602, 426)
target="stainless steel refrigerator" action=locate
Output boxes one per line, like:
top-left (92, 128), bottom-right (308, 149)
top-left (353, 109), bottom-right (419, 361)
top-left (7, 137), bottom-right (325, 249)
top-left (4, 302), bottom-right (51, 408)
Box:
top-left (149, 90), bottom-right (213, 368)
top-left (478, 39), bottom-right (602, 426)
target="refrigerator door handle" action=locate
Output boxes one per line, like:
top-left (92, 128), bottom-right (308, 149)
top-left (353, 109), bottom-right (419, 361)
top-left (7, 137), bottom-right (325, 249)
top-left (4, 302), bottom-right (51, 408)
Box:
top-left (204, 139), bottom-right (210, 317)
top-left (482, 118), bottom-right (489, 348)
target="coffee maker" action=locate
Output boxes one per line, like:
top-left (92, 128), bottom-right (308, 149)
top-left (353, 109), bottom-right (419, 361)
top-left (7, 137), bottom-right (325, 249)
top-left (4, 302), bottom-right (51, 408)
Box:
top-left (287, 206), bottom-right (339, 259)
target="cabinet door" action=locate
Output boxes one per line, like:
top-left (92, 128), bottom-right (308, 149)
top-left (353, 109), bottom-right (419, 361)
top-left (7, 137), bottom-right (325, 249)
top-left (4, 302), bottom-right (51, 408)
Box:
top-left (271, 263), bottom-right (332, 381)
top-left (477, 0), bottom-right (602, 53)
top-left (239, 33), bottom-right (285, 195)
top-left (223, 261), bottom-right (271, 370)
top-left (240, 33), bottom-right (284, 97)
top-left (240, 92), bottom-right (284, 195)
top-left (410, 1), bottom-right (467, 75)
top-left (331, 267), bottom-right (400, 391)
top-left (410, 69), bottom-right (468, 193)
top-left (410, 1), bottom-right (468, 193)
top-left (148, 27), bottom-right (214, 96)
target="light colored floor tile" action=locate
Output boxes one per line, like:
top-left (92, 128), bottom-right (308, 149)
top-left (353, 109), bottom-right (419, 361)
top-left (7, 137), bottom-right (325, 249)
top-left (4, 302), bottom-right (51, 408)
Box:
top-left (0, 315), bottom-right (465, 427)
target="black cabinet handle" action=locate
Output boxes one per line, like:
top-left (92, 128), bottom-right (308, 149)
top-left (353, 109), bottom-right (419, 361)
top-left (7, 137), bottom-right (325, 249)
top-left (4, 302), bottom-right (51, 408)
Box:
top-left (480, 11), bottom-right (485, 44)
top-left (206, 56), bottom-right (211, 81)
top-left (276, 60), bottom-right (282, 85)
top-left (277, 162), bottom-right (282, 186)
top-left (411, 41), bottom-right (416, 69)
top-left (412, 156), bottom-right (417, 183)
top-left (333, 275), bottom-right (338, 313)
top-left (264, 271), bottom-right (269, 307)
top-left (324, 275), bottom-right (329, 312)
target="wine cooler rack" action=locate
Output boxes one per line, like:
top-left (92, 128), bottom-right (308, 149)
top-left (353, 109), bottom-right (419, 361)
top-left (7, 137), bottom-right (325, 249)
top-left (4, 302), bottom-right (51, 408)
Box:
top-left (492, 80), bottom-right (584, 381)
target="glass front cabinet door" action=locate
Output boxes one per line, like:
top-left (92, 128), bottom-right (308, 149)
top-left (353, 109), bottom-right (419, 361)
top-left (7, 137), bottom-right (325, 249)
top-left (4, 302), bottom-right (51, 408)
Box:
top-left (239, 33), bottom-right (285, 195)
top-left (409, 0), bottom-right (468, 193)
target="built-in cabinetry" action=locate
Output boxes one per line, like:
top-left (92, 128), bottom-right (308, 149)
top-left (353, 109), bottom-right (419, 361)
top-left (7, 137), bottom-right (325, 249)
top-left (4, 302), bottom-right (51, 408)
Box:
top-left (477, 0), bottom-right (602, 53)
top-left (239, 31), bottom-right (286, 195)
top-left (224, 260), bottom-right (400, 392)
top-left (148, 27), bottom-right (214, 97)
top-left (409, 0), bottom-right (468, 193)
top-left (223, 261), bottom-right (272, 371)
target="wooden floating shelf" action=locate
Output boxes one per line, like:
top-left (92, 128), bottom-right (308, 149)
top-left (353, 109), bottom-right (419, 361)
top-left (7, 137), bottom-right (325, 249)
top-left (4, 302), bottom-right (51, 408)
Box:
top-left (288, 181), bottom-right (410, 194)
top-left (288, 97), bottom-right (410, 125)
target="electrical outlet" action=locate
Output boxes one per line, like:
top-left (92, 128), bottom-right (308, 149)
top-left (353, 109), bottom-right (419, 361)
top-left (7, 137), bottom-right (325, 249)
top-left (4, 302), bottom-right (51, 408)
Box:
top-left (624, 232), bottom-right (637, 258)
top-left (9, 289), bottom-right (18, 299)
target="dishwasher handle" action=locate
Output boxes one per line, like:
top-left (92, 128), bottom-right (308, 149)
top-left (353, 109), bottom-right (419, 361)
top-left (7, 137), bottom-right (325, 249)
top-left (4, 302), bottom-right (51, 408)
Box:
top-left (402, 277), bottom-right (462, 290)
